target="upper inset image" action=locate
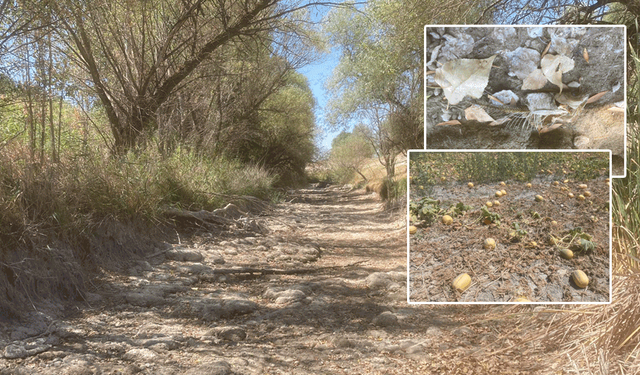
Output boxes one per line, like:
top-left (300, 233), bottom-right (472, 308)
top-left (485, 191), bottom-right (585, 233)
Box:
top-left (425, 26), bottom-right (625, 177)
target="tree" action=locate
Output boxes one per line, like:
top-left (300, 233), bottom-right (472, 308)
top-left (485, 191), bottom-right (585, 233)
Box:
top-left (329, 126), bottom-right (374, 183)
top-left (51, 0), bottom-right (331, 154)
top-left (324, 0), bottom-right (425, 184)
top-left (325, 0), bottom-right (496, 186)
top-left (232, 70), bottom-right (317, 185)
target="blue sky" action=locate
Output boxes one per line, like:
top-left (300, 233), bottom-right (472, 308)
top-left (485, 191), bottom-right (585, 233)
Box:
top-left (296, 5), bottom-right (355, 155)
top-left (298, 52), bottom-right (343, 154)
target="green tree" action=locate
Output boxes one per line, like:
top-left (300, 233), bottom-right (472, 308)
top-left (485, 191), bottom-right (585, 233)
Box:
top-left (233, 71), bottom-right (317, 185)
top-left (325, 0), bottom-right (493, 185)
top-left (329, 126), bottom-right (374, 183)
top-left (324, 0), bottom-right (425, 185)
top-left (51, 0), bottom-right (327, 154)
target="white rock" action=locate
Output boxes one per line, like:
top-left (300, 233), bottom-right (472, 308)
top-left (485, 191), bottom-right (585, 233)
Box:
top-left (492, 27), bottom-right (517, 44)
top-left (123, 348), bottom-right (157, 361)
top-left (491, 90), bottom-right (519, 105)
top-left (505, 47), bottom-right (540, 80)
top-left (527, 27), bottom-right (544, 38)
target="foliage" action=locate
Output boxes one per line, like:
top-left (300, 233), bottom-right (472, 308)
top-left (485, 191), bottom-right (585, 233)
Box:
top-left (327, 126), bottom-right (374, 183)
top-left (509, 222), bottom-right (528, 242)
top-left (457, 153), bottom-right (544, 183)
top-left (445, 202), bottom-right (472, 218)
top-left (230, 71), bottom-right (317, 186)
top-left (410, 152), bottom-right (609, 193)
top-left (44, 0), bottom-right (325, 154)
top-left (324, 0), bottom-right (425, 182)
top-left (480, 206), bottom-right (501, 226)
top-left (389, 177), bottom-right (407, 202)
top-left (409, 197), bottom-right (442, 226)
top-left (0, 143), bottom-right (277, 243)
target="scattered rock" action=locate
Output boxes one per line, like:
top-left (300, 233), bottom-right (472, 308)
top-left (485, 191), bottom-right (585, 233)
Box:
top-left (372, 311), bottom-right (398, 327)
top-left (3, 338), bottom-right (51, 359)
top-left (166, 249), bottom-right (204, 262)
top-left (207, 326), bottom-right (247, 342)
top-left (135, 337), bottom-right (180, 350)
top-left (220, 299), bottom-right (258, 318)
top-left (238, 218), bottom-right (268, 234)
top-left (366, 272), bottom-right (405, 289)
top-left (184, 361), bottom-right (232, 375)
top-left (123, 348), bottom-right (157, 361)
top-left (125, 292), bottom-right (166, 307)
top-left (179, 263), bottom-right (214, 274)
top-left (273, 289), bottom-right (307, 305)
top-left (212, 256), bottom-right (226, 265)
top-left (452, 327), bottom-right (474, 337)
top-left (505, 47), bottom-right (540, 80)
top-left (331, 336), bottom-right (355, 348)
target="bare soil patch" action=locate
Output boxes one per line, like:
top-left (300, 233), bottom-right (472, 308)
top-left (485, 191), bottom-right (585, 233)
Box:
top-left (409, 177), bottom-right (610, 303)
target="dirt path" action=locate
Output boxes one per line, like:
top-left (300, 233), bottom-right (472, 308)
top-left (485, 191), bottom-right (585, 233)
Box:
top-left (0, 185), bottom-right (560, 374)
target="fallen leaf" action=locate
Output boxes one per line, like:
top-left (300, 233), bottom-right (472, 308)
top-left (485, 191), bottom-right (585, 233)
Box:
top-left (583, 48), bottom-right (589, 63)
top-left (541, 41), bottom-right (551, 58)
top-left (540, 54), bottom-right (575, 93)
top-left (554, 92), bottom-right (588, 109)
top-left (586, 90), bottom-right (608, 104)
top-left (433, 55), bottom-right (497, 105)
top-left (435, 120), bottom-right (462, 126)
top-left (426, 44), bottom-right (442, 70)
top-left (539, 122), bottom-right (564, 134)
top-left (464, 105), bottom-right (495, 123)
top-left (608, 106), bottom-right (625, 113)
top-left (487, 94), bottom-right (504, 105)
top-left (522, 68), bottom-right (547, 90)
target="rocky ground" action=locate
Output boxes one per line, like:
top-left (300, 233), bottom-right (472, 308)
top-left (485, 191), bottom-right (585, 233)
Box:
top-left (0, 185), bottom-right (565, 374)
top-left (425, 26), bottom-right (625, 176)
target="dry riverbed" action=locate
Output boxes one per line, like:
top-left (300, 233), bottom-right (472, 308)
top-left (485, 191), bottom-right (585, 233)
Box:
top-left (1, 185), bottom-right (564, 374)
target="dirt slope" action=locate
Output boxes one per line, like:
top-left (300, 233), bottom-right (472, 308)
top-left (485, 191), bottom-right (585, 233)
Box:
top-left (0, 185), bottom-right (561, 374)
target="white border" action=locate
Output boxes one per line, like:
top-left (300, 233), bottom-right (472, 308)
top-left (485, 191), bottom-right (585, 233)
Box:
top-left (406, 149), bottom-right (613, 305)
top-left (424, 25), bottom-right (627, 178)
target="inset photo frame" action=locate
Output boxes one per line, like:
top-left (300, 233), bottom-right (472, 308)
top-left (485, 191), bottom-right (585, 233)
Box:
top-left (407, 150), bottom-right (611, 304)
top-left (425, 25), bottom-right (626, 177)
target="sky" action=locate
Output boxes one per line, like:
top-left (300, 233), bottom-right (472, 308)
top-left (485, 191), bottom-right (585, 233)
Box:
top-left (296, 5), bottom-right (355, 156)
top-left (298, 52), bottom-right (343, 155)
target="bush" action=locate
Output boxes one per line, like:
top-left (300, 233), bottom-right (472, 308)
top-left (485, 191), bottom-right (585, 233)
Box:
top-left (0, 144), bottom-right (277, 241)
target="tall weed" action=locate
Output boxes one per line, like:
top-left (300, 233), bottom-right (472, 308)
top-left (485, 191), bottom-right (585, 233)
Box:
top-left (0, 144), bottom-right (276, 243)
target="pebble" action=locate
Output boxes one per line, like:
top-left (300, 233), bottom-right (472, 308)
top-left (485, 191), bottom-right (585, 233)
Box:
top-left (372, 311), bottom-right (398, 327)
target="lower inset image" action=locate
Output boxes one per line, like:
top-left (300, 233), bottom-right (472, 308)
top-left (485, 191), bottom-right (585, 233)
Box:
top-left (408, 150), bottom-right (611, 303)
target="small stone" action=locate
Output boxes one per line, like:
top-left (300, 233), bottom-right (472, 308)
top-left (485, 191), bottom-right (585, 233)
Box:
top-left (372, 311), bottom-right (398, 327)
top-left (184, 361), bottom-right (232, 375)
top-left (223, 203), bottom-right (244, 219)
top-left (3, 344), bottom-right (27, 359)
top-left (365, 273), bottom-right (391, 289)
top-left (220, 299), bottom-right (258, 318)
top-left (123, 348), bottom-right (157, 361)
top-left (274, 289), bottom-right (307, 305)
top-left (208, 326), bottom-right (247, 342)
top-left (166, 249), bottom-right (204, 262)
top-left (125, 292), bottom-right (165, 307)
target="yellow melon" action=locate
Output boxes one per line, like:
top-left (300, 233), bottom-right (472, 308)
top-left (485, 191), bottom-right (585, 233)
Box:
top-left (484, 238), bottom-right (496, 250)
top-left (452, 273), bottom-right (471, 292)
top-left (571, 270), bottom-right (589, 288)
